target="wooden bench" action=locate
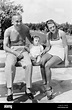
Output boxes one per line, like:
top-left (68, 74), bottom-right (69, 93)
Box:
top-left (0, 35), bottom-right (72, 68)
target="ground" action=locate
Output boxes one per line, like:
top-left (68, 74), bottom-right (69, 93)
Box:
top-left (0, 66), bottom-right (72, 105)
top-left (0, 50), bottom-right (72, 110)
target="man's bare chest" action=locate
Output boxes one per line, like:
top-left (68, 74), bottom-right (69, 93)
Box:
top-left (10, 29), bottom-right (26, 42)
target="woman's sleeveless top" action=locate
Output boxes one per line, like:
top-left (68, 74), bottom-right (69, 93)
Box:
top-left (47, 30), bottom-right (65, 61)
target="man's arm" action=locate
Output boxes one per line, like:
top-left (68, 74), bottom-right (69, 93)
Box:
top-left (26, 28), bottom-right (33, 44)
top-left (3, 29), bottom-right (20, 57)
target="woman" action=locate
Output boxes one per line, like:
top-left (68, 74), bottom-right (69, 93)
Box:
top-left (40, 19), bottom-right (69, 100)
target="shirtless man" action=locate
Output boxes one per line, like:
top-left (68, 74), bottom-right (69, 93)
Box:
top-left (3, 13), bottom-right (34, 101)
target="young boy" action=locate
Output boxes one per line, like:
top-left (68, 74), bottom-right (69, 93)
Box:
top-left (29, 36), bottom-right (44, 64)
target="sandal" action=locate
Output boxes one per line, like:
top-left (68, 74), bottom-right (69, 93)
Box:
top-left (25, 88), bottom-right (34, 100)
top-left (45, 86), bottom-right (53, 100)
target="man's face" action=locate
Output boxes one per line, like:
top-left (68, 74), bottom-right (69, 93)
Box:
top-left (12, 15), bottom-right (22, 30)
top-left (47, 23), bottom-right (56, 34)
top-left (33, 37), bottom-right (40, 46)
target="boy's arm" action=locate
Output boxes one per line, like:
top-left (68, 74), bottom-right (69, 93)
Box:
top-left (39, 45), bottom-right (44, 55)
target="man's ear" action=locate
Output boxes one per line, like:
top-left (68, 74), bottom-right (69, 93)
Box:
top-left (11, 16), bottom-right (15, 25)
top-left (11, 20), bottom-right (14, 25)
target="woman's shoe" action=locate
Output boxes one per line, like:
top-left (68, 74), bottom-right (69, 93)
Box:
top-left (25, 88), bottom-right (34, 100)
top-left (7, 94), bottom-right (13, 101)
top-left (45, 86), bottom-right (53, 100)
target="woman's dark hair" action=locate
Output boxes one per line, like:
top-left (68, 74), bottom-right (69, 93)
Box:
top-left (46, 19), bottom-right (58, 30)
top-left (46, 19), bottom-right (58, 40)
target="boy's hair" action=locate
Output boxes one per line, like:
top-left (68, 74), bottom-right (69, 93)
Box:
top-left (32, 36), bottom-right (40, 41)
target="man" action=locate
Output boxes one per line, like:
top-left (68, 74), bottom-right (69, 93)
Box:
top-left (3, 13), bottom-right (34, 101)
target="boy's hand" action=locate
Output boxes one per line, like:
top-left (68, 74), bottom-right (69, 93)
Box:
top-left (30, 56), bottom-right (36, 62)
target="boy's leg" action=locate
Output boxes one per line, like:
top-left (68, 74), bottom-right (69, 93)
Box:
top-left (36, 56), bottom-right (41, 63)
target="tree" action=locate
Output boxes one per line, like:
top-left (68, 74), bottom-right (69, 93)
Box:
top-left (0, 0), bottom-right (24, 39)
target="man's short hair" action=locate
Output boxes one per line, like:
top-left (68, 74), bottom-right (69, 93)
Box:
top-left (12, 13), bottom-right (22, 22)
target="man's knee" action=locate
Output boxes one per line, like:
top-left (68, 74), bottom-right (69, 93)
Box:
top-left (28, 61), bottom-right (32, 66)
top-left (25, 60), bottom-right (32, 67)
top-left (5, 62), bottom-right (15, 69)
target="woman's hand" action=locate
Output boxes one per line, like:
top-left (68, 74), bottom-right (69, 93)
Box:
top-left (41, 48), bottom-right (49, 56)
top-left (41, 50), bottom-right (47, 55)
top-left (65, 59), bottom-right (69, 67)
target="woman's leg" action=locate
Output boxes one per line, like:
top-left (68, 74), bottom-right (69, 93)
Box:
top-left (45, 56), bottom-right (62, 87)
top-left (44, 56), bottom-right (62, 99)
top-left (41, 53), bottom-right (52, 66)
top-left (40, 66), bottom-right (47, 84)
top-left (40, 53), bottom-right (52, 84)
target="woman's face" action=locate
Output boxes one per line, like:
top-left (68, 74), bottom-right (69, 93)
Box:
top-left (47, 23), bottom-right (56, 34)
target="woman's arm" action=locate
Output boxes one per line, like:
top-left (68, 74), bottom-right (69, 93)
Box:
top-left (42, 33), bottom-right (51, 54)
top-left (61, 30), bottom-right (69, 66)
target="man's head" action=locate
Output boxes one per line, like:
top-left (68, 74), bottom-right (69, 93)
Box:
top-left (12, 14), bottom-right (22, 30)
top-left (32, 36), bottom-right (40, 46)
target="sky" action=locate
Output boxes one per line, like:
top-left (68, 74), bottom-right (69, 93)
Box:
top-left (11, 0), bottom-right (72, 24)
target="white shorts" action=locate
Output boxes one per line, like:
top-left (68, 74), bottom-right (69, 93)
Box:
top-left (48, 46), bottom-right (65, 61)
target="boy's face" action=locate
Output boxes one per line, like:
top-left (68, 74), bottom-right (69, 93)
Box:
top-left (33, 37), bottom-right (40, 46)
top-left (12, 15), bottom-right (22, 30)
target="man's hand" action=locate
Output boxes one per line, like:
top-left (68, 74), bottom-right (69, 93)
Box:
top-left (17, 54), bottom-right (24, 61)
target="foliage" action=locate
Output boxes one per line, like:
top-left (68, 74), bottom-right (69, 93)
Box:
top-left (25, 22), bottom-right (46, 31)
top-left (0, 0), bottom-right (72, 41)
top-left (0, 0), bottom-right (24, 39)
